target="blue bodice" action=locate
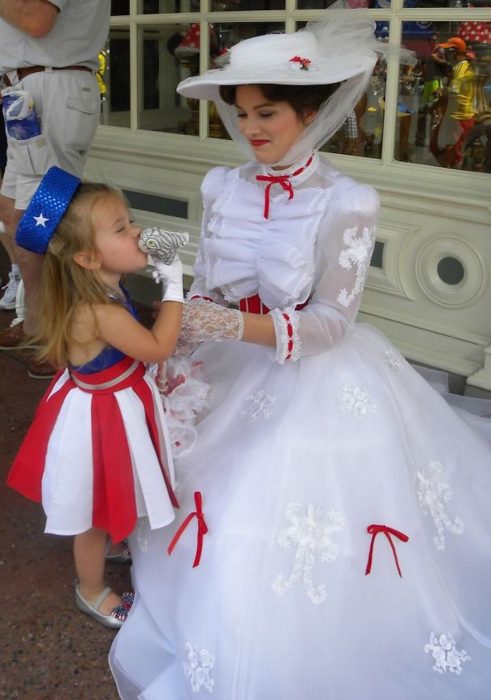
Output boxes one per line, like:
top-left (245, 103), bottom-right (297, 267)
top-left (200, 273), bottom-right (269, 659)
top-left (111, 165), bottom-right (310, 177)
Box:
top-left (72, 287), bottom-right (139, 375)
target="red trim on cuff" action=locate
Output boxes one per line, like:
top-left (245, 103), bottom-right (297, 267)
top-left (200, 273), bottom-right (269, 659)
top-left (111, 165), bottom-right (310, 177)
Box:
top-left (283, 312), bottom-right (294, 361)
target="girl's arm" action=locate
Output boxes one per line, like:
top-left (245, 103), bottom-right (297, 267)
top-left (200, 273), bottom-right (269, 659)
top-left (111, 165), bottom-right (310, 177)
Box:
top-left (94, 255), bottom-right (184, 363)
top-left (94, 300), bottom-right (183, 364)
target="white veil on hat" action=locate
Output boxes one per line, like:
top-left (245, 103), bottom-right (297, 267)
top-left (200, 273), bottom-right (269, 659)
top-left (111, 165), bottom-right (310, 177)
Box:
top-left (177, 10), bottom-right (413, 167)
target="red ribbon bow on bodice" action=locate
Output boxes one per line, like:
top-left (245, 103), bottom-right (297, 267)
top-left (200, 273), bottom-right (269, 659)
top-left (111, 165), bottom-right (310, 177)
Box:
top-left (256, 155), bottom-right (313, 219)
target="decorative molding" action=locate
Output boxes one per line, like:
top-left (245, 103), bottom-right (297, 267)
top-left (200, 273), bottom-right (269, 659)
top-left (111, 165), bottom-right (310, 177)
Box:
top-left (91, 127), bottom-right (491, 212)
top-left (358, 311), bottom-right (485, 378)
top-left (414, 236), bottom-right (487, 309)
top-left (467, 346), bottom-right (491, 392)
top-left (368, 217), bottom-right (420, 300)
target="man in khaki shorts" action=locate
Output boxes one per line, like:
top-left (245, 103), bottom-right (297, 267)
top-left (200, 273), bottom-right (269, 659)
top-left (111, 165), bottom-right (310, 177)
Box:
top-left (0, 0), bottom-right (110, 377)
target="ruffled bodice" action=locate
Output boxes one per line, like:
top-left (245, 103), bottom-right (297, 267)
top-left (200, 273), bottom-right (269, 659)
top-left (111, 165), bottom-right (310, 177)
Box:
top-left (191, 155), bottom-right (380, 363)
top-left (203, 172), bottom-right (326, 308)
top-left (193, 157), bottom-right (379, 306)
top-left (195, 159), bottom-right (336, 310)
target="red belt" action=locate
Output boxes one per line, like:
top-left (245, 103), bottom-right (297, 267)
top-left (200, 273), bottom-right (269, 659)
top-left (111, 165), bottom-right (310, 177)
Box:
top-left (238, 293), bottom-right (309, 315)
top-left (3, 64), bottom-right (92, 86)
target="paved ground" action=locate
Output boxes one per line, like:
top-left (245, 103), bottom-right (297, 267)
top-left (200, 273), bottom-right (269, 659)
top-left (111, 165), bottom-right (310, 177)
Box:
top-left (0, 247), bottom-right (131, 700)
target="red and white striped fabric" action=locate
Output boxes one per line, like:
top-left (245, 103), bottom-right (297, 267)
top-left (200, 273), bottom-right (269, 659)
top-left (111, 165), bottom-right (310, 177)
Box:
top-left (8, 355), bottom-right (178, 542)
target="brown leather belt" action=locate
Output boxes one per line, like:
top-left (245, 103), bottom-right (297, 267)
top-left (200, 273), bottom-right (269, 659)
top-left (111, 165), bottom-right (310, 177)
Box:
top-left (3, 64), bottom-right (92, 87)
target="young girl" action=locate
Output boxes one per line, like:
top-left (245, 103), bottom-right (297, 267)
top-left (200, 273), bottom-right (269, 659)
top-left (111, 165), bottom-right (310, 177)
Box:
top-left (110, 13), bottom-right (491, 700)
top-left (7, 167), bottom-right (184, 628)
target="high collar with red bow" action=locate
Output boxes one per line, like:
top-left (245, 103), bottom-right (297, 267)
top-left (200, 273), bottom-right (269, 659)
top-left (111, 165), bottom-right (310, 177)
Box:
top-left (256, 153), bottom-right (317, 219)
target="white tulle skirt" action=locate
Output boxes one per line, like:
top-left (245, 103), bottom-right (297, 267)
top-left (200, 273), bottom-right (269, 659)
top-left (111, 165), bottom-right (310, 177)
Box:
top-left (110, 324), bottom-right (491, 700)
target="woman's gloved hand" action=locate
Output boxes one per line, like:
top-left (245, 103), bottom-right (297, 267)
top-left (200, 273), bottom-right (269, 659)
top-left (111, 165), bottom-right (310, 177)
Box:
top-left (180, 298), bottom-right (244, 344)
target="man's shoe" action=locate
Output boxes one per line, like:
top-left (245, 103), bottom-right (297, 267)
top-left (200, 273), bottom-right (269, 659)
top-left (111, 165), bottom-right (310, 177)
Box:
top-left (0, 272), bottom-right (21, 310)
top-left (27, 356), bottom-right (57, 380)
top-left (0, 321), bottom-right (31, 350)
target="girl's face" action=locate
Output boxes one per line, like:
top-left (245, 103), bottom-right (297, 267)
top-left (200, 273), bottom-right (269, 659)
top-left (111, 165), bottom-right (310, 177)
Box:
top-left (90, 196), bottom-right (146, 284)
top-left (235, 84), bottom-right (315, 167)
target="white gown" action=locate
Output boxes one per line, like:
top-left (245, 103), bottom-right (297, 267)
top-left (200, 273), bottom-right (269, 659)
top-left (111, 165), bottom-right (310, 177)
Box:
top-left (110, 153), bottom-right (491, 700)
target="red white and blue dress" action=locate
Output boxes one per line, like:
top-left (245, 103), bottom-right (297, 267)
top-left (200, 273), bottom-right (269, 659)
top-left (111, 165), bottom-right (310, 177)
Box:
top-left (110, 153), bottom-right (491, 700)
top-left (8, 294), bottom-right (178, 543)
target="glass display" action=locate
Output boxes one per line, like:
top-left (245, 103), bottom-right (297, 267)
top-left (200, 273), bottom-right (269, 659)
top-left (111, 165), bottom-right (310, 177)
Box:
top-left (403, 0), bottom-right (485, 7)
top-left (138, 0), bottom-right (198, 12)
top-left (111, 0), bottom-right (129, 14)
top-left (321, 61), bottom-right (385, 159)
top-left (293, 18), bottom-right (386, 160)
top-left (297, 0), bottom-right (390, 8)
top-left (137, 24), bottom-right (196, 133)
top-left (108, 4), bottom-right (491, 176)
top-left (208, 0), bottom-right (284, 9)
top-left (394, 20), bottom-right (491, 172)
top-left (102, 31), bottom-right (131, 128)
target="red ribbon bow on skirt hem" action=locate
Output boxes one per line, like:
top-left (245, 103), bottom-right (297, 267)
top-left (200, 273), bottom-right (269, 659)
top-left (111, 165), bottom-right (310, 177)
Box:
top-left (365, 523), bottom-right (409, 578)
top-left (168, 491), bottom-right (208, 568)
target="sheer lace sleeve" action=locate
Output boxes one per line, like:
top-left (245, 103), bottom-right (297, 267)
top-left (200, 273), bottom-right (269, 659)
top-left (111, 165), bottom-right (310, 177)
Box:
top-left (189, 167), bottom-right (229, 305)
top-left (271, 182), bottom-right (379, 363)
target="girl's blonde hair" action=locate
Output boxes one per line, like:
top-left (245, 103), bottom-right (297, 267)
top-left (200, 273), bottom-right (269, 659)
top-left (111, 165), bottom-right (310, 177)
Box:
top-left (33, 183), bottom-right (126, 368)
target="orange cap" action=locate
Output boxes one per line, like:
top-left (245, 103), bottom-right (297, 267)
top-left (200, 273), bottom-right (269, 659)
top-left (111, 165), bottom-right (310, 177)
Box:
top-left (438, 36), bottom-right (467, 53)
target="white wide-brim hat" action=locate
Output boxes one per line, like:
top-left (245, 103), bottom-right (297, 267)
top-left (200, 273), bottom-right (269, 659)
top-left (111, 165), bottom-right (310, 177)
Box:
top-left (177, 28), bottom-right (378, 100)
top-left (176, 11), bottom-right (412, 166)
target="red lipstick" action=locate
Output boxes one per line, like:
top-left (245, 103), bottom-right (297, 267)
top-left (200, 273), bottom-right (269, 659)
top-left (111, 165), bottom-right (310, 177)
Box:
top-left (250, 139), bottom-right (269, 147)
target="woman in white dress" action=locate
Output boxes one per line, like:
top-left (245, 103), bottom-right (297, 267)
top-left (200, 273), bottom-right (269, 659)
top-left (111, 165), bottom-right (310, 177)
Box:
top-left (110, 13), bottom-right (491, 699)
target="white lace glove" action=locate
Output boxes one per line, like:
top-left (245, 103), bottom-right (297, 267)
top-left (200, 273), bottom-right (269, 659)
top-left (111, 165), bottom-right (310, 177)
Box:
top-left (154, 257), bottom-right (184, 302)
top-left (180, 298), bottom-right (244, 344)
top-left (174, 337), bottom-right (198, 357)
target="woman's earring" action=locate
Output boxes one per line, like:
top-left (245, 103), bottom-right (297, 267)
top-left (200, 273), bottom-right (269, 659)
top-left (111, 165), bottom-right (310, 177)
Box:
top-left (304, 111), bottom-right (316, 126)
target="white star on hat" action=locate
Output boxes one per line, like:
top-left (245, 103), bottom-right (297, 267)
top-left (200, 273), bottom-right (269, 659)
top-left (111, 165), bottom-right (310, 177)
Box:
top-left (33, 212), bottom-right (49, 227)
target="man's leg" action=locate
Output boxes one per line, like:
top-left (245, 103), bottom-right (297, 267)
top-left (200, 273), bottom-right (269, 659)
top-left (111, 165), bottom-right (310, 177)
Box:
top-left (0, 193), bottom-right (42, 334)
top-left (0, 220), bottom-right (18, 263)
top-left (0, 209), bottom-right (21, 311)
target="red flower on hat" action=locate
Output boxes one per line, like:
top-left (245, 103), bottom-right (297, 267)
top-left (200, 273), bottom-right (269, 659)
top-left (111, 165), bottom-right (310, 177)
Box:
top-left (289, 55), bottom-right (312, 71)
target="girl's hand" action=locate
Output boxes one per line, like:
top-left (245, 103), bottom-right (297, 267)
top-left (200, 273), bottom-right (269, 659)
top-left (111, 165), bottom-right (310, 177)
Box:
top-left (154, 257), bottom-right (184, 302)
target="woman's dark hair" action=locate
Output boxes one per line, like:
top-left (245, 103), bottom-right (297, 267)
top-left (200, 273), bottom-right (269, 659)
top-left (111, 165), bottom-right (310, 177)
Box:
top-left (219, 83), bottom-right (341, 116)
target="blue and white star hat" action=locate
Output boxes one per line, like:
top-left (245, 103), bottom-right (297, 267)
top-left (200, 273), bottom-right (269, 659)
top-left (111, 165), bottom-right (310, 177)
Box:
top-left (16, 166), bottom-right (81, 254)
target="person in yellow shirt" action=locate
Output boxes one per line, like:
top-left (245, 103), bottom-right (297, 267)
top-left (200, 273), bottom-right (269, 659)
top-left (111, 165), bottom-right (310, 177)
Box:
top-left (96, 50), bottom-right (108, 98)
top-left (438, 36), bottom-right (475, 166)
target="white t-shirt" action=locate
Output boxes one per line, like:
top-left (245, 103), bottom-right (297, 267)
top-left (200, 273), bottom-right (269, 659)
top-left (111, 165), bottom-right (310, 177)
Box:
top-left (0, 0), bottom-right (110, 73)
